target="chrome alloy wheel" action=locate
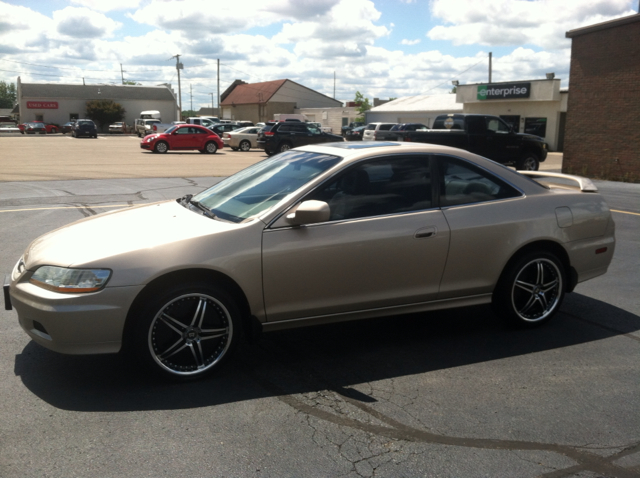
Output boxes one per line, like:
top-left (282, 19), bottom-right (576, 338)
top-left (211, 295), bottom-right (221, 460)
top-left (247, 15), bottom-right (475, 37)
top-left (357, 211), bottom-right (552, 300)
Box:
top-left (511, 258), bottom-right (562, 322)
top-left (148, 293), bottom-right (233, 377)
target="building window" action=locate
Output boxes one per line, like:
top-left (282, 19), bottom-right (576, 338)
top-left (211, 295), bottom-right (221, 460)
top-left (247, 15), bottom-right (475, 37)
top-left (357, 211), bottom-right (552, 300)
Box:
top-left (524, 117), bottom-right (547, 137)
top-left (500, 115), bottom-right (520, 132)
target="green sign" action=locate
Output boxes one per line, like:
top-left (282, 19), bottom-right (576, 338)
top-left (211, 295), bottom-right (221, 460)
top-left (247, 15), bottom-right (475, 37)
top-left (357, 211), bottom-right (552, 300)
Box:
top-left (477, 83), bottom-right (531, 100)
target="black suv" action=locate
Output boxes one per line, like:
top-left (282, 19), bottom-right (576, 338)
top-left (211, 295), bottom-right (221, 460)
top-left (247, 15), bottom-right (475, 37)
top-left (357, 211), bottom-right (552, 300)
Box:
top-left (257, 122), bottom-right (344, 155)
top-left (72, 119), bottom-right (98, 138)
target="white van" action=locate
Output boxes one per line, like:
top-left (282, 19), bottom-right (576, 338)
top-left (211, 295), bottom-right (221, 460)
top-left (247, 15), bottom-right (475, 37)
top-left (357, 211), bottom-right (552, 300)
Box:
top-left (140, 110), bottom-right (161, 120)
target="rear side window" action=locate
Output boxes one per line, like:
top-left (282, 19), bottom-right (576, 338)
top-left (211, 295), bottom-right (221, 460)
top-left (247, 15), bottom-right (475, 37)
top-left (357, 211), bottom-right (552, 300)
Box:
top-left (379, 124), bottom-right (394, 131)
top-left (436, 155), bottom-right (521, 207)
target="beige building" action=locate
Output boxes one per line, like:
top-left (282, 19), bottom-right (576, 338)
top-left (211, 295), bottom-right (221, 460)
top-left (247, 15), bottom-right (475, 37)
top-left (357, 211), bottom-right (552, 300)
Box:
top-left (16, 78), bottom-right (179, 130)
top-left (456, 79), bottom-right (567, 151)
top-left (365, 79), bottom-right (568, 151)
top-left (220, 79), bottom-right (342, 124)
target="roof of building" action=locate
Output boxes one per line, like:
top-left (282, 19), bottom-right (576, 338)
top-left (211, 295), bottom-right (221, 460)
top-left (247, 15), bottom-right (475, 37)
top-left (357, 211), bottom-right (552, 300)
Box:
top-left (566, 13), bottom-right (640, 38)
top-left (19, 82), bottom-right (176, 101)
top-left (221, 79), bottom-right (288, 106)
top-left (368, 94), bottom-right (462, 113)
top-left (220, 79), bottom-right (341, 106)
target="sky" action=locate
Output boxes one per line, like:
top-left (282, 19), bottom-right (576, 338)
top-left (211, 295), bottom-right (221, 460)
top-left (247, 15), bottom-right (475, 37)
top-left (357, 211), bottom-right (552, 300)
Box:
top-left (1, 0), bottom-right (638, 110)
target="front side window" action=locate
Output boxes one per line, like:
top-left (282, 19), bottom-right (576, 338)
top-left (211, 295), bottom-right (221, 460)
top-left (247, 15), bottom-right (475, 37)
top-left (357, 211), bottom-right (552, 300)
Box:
top-left (486, 117), bottom-right (511, 134)
top-left (307, 155), bottom-right (432, 221)
top-left (436, 155), bottom-right (521, 207)
top-left (192, 151), bottom-right (342, 223)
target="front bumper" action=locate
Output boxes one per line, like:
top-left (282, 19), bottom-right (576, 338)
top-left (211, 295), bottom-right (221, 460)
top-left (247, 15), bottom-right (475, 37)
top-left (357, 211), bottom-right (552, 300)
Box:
top-left (9, 279), bottom-right (144, 355)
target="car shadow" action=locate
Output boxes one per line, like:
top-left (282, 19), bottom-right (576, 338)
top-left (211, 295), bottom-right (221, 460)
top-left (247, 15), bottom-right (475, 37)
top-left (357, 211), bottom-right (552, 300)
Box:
top-left (14, 293), bottom-right (639, 412)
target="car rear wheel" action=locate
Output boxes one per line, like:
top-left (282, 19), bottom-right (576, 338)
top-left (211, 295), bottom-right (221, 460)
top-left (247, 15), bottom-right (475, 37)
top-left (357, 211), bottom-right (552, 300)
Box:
top-left (154, 141), bottom-right (169, 153)
top-left (131, 282), bottom-right (241, 381)
top-left (493, 251), bottom-right (565, 327)
top-left (51, 127), bottom-right (57, 134)
top-left (239, 140), bottom-right (251, 152)
top-left (516, 153), bottom-right (539, 171)
top-left (205, 141), bottom-right (218, 154)
top-left (278, 142), bottom-right (292, 153)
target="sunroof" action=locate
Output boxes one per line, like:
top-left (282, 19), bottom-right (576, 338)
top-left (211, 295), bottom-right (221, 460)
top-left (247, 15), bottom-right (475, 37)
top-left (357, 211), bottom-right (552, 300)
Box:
top-left (323, 142), bottom-right (402, 149)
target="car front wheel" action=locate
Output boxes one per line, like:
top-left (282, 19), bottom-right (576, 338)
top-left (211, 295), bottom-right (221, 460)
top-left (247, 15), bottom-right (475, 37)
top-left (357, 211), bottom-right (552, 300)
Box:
top-left (493, 251), bottom-right (565, 327)
top-left (131, 283), bottom-right (241, 380)
top-left (154, 141), bottom-right (169, 153)
top-left (239, 140), bottom-right (251, 152)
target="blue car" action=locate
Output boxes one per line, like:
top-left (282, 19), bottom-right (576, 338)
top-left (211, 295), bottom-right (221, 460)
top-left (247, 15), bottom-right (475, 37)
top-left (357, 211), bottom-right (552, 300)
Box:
top-left (72, 119), bottom-right (98, 138)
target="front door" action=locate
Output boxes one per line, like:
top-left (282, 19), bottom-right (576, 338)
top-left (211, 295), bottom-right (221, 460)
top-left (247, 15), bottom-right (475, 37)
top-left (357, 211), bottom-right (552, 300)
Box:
top-left (261, 154), bottom-right (451, 322)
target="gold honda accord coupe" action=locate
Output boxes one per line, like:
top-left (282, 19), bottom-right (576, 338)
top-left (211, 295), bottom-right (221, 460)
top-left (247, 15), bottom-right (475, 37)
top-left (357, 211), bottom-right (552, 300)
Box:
top-left (5, 142), bottom-right (615, 380)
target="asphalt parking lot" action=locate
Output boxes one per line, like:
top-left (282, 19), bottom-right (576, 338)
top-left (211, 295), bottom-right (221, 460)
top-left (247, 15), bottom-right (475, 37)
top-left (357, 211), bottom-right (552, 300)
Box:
top-left (0, 135), bottom-right (638, 478)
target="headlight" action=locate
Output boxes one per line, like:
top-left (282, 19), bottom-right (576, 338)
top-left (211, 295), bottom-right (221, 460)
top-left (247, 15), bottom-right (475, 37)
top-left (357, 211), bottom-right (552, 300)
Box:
top-left (146, 136), bottom-right (155, 142)
top-left (29, 266), bottom-right (111, 293)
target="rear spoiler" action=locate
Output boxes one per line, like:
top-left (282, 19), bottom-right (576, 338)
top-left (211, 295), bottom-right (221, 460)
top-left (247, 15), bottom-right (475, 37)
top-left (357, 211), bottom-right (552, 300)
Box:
top-left (519, 171), bottom-right (598, 192)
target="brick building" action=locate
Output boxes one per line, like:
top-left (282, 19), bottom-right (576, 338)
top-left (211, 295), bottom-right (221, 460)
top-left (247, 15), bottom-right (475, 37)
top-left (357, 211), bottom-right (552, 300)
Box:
top-left (564, 14), bottom-right (640, 181)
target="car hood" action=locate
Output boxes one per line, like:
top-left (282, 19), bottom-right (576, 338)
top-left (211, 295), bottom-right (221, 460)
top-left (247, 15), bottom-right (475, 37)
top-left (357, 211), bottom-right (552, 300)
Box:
top-left (24, 200), bottom-right (243, 272)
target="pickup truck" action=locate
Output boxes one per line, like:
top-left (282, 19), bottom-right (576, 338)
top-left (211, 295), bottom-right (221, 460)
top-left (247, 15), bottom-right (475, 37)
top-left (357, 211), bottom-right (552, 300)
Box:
top-left (135, 118), bottom-right (161, 137)
top-left (398, 114), bottom-right (547, 170)
top-left (373, 122), bottom-right (428, 141)
top-left (150, 121), bottom-right (186, 134)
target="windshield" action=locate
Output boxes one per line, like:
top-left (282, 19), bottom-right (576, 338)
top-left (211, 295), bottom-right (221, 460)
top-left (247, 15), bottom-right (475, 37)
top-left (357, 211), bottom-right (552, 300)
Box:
top-left (192, 150), bottom-right (342, 223)
top-left (164, 125), bottom-right (179, 134)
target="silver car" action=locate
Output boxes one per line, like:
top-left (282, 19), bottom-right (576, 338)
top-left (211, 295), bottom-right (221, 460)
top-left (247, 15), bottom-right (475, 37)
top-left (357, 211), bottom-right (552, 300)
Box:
top-left (5, 142), bottom-right (615, 380)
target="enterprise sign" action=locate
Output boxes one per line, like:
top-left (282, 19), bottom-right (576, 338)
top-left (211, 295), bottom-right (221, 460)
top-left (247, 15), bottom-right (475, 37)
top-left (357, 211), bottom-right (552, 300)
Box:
top-left (477, 83), bottom-right (530, 100)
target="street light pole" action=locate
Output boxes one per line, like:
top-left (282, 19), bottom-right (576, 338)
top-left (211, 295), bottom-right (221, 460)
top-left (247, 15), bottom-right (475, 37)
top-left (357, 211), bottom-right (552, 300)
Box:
top-left (169, 54), bottom-right (183, 120)
top-left (210, 93), bottom-right (214, 114)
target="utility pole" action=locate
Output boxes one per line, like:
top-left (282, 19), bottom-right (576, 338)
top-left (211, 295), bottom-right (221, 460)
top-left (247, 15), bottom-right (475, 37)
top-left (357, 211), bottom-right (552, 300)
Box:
top-left (217, 59), bottom-right (220, 118)
top-left (210, 93), bottom-right (214, 113)
top-left (190, 84), bottom-right (193, 111)
top-left (120, 64), bottom-right (125, 85)
top-left (170, 54), bottom-right (183, 120)
top-left (489, 52), bottom-right (492, 83)
top-left (333, 71), bottom-right (336, 98)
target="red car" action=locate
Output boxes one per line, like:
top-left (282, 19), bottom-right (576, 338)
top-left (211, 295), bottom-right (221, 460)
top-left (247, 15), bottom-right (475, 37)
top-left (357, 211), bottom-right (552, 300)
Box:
top-left (140, 124), bottom-right (223, 154)
top-left (18, 122), bottom-right (59, 134)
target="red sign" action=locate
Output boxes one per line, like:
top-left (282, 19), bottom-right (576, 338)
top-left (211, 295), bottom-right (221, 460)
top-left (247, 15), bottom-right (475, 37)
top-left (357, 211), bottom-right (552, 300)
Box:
top-left (27, 101), bottom-right (58, 109)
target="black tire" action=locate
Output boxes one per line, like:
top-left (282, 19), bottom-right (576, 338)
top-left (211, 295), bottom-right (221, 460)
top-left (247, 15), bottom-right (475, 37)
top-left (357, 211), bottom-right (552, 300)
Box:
top-left (130, 282), bottom-right (241, 380)
top-left (278, 142), bottom-right (292, 153)
top-left (492, 251), bottom-right (566, 327)
top-left (205, 141), bottom-right (218, 154)
top-left (265, 149), bottom-right (275, 156)
top-left (516, 152), bottom-right (539, 171)
top-left (154, 141), bottom-right (169, 154)
top-left (51, 127), bottom-right (57, 134)
top-left (239, 140), bottom-right (251, 152)
top-left (137, 131), bottom-right (142, 138)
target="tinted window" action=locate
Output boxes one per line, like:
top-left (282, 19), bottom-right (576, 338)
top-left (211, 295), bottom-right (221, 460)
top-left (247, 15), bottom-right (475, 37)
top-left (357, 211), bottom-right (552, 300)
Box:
top-left (193, 151), bottom-right (342, 223)
top-left (308, 155), bottom-right (432, 221)
top-left (379, 124), bottom-right (394, 131)
top-left (436, 155), bottom-right (521, 207)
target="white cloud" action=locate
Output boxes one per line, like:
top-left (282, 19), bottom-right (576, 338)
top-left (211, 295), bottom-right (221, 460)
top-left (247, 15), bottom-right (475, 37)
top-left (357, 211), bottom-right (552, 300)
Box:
top-left (427, 0), bottom-right (636, 50)
top-left (401, 39), bottom-right (421, 45)
top-left (54, 7), bottom-right (122, 39)
top-left (69, 0), bottom-right (143, 12)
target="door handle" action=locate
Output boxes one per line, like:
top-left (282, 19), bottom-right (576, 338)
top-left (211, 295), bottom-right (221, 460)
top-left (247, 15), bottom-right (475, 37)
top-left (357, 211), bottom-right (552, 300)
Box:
top-left (415, 226), bottom-right (437, 238)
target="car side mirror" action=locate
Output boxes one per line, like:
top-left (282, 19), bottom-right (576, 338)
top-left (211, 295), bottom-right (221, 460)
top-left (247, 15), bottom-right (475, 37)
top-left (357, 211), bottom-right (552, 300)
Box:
top-left (286, 200), bottom-right (330, 226)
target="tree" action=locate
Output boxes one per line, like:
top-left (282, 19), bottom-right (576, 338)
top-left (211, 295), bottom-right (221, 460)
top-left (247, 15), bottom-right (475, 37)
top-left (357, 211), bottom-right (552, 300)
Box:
top-left (0, 80), bottom-right (17, 109)
top-left (85, 99), bottom-right (126, 130)
top-left (353, 91), bottom-right (371, 122)
top-left (181, 109), bottom-right (198, 118)
top-left (123, 81), bottom-right (141, 85)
